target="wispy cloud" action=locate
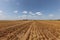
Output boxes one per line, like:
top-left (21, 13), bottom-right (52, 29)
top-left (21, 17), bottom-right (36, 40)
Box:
top-left (36, 12), bottom-right (43, 16)
top-left (0, 10), bottom-right (3, 13)
top-left (0, 10), bottom-right (6, 19)
top-left (0, 10), bottom-right (57, 20)
top-left (49, 14), bottom-right (54, 17)
top-left (13, 10), bottom-right (18, 14)
top-left (29, 12), bottom-right (35, 15)
top-left (17, 15), bottom-right (27, 20)
top-left (0, 10), bottom-right (4, 16)
top-left (22, 11), bottom-right (28, 14)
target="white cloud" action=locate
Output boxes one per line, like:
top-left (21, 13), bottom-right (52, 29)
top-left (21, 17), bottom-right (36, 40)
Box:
top-left (29, 12), bottom-right (35, 15)
top-left (0, 10), bottom-right (3, 13)
top-left (13, 10), bottom-right (18, 14)
top-left (0, 10), bottom-right (56, 20)
top-left (49, 14), bottom-right (54, 17)
top-left (36, 12), bottom-right (42, 16)
top-left (22, 11), bottom-right (27, 14)
top-left (0, 14), bottom-right (6, 19)
top-left (0, 10), bottom-right (6, 19)
top-left (0, 10), bottom-right (4, 16)
top-left (17, 15), bottom-right (27, 20)
top-left (16, 11), bottom-right (44, 20)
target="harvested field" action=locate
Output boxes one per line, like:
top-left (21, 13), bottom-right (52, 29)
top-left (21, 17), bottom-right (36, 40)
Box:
top-left (0, 20), bottom-right (60, 40)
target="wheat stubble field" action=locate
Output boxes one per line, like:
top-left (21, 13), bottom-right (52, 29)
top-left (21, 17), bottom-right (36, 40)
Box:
top-left (0, 20), bottom-right (60, 40)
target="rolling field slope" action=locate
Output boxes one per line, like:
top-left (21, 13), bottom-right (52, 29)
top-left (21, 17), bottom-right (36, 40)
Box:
top-left (0, 20), bottom-right (60, 40)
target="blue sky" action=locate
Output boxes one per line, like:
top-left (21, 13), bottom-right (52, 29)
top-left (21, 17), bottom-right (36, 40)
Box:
top-left (0, 0), bottom-right (60, 20)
